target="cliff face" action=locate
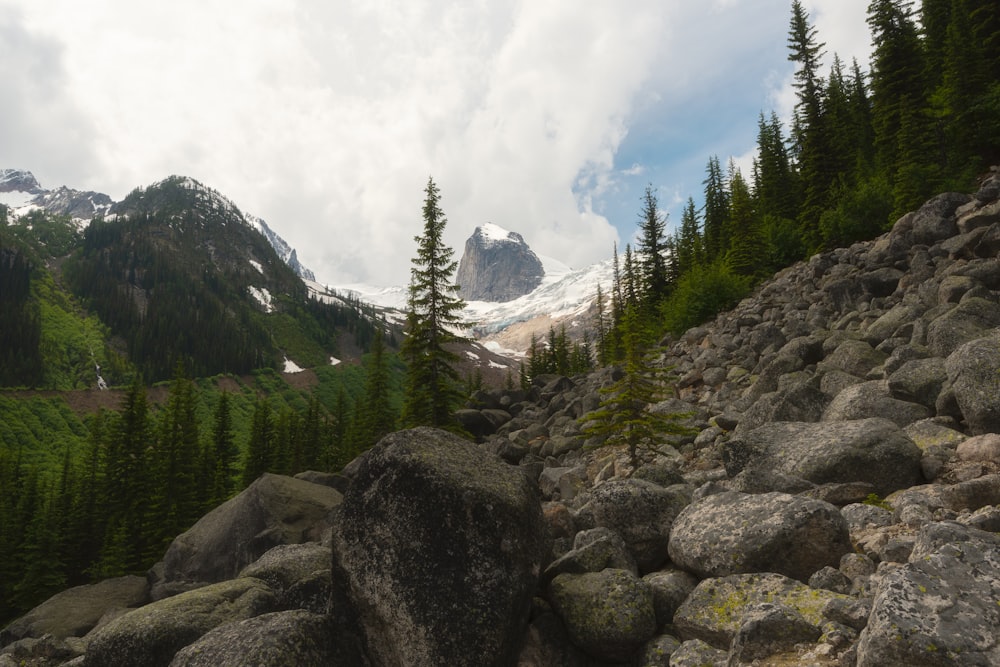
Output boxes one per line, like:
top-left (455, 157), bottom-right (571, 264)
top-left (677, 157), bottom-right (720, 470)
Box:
top-left (455, 223), bottom-right (544, 302)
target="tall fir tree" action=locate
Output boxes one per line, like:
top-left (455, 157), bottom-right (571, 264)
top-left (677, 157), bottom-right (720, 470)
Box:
top-left (580, 304), bottom-right (694, 471)
top-left (205, 391), bottom-right (237, 507)
top-left (725, 162), bottom-right (764, 277)
top-left (401, 177), bottom-right (467, 430)
top-left (149, 363), bottom-right (201, 557)
top-left (635, 184), bottom-right (670, 309)
top-left (242, 398), bottom-right (275, 487)
top-left (787, 0), bottom-right (832, 246)
top-left (356, 329), bottom-right (397, 447)
top-left (867, 0), bottom-right (931, 192)
top-left (702, 156), bottom-right (730, 262)
top-left (102, 377), bottom-right (153, 574)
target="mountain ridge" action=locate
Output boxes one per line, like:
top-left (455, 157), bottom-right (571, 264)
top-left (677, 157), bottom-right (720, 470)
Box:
top-left (0, 169), bottom-right (316, 282)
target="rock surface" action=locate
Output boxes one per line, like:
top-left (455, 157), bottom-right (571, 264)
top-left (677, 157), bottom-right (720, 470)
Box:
top-left (856, 523), bottom-right (1000, 666)
top-left (154, 473), bottom-right (341, 598)
top-left (81, 578), bottom-right (278, 667)
top-left (455, 223), bottom-right (545, 302)
top-left (331, 427), bottom-right (547, 667)
top-left (667, 491), bottom-right (852, 582)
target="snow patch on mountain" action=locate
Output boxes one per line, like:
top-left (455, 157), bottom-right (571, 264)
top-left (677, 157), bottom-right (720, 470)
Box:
top-left (248, 286), bottom-right (274, 313)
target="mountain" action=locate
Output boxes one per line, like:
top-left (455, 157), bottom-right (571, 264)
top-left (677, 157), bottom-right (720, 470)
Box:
top-left (455, 223), bottom-right (544, 302)
top-left (332, 252), bottom-right (612, 357)
top-left (0, 174), bottom-right (390, 385)
top-left (0, 169), bottom-right (315, 281)
top-left (6, 173), bottom-right (1000, 666)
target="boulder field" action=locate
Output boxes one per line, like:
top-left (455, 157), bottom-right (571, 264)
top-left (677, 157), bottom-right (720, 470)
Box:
top-left (5, 169), bottom-right (1000, 665)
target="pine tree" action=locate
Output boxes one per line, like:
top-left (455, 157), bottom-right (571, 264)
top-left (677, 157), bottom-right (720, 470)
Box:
top-left (401, 177), bottom-right (467, 430)
top-left (725, 162), bottom-right (763, 277)
top-left (242, 398), bottom-right (274, 487)
top-left (580, 305), bottom-right (694, 471)
top-left (635, 185), bottom-right (670, 309)
top-left (867, 0), bottom-right (930, 186)
top-left (676, 197), bottom-right (704, 277)
top-left (787, 0), bottom-right (833, 245)
top-left (622, 244), bottom-right (639, 312)
top-left (593, 283), bottom-right (610, 366)
top-left (702, 156), bottom-right (730, 262)
top-left (104, 377), bottom-right (153, 573)
top-left (149, 363), bottom-right (201, 556)
top-left (357, 329), bottom-right (397, 447)
top-left (205, 392), bottom-right (237, 507)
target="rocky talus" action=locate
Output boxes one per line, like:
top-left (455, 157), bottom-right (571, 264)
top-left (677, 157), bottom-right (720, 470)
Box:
top-left (5, 170), bottom-right (1000, 665)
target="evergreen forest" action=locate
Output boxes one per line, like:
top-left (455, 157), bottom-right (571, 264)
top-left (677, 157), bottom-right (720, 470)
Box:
top-left (1, 0), bottom-right (999, 627)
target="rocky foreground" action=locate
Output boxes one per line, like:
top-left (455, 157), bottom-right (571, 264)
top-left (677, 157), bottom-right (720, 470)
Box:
top-left (4, 171), bottom-right (1000, 666)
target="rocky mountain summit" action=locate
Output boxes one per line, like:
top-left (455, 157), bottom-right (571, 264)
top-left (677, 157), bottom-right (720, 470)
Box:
top-left (5, 171), bottom-right (1000, 666)
top-left (0, 169), bottom-right (315, 282)
top-left (456, 223), bottom-right (545, 302)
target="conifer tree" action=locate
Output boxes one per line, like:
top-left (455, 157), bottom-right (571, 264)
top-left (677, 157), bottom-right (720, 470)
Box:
top-left (242, 398), bottom-right (274, 486)
top-left (106, 377), bottom-right (153, 572)
top-left (787, 0), bottom-right (833, 245)
top-left (635, 185), bottom-right (670, 308)
top-left (725, 162), bottom-right (764, 277)
top-left (580, 305), bottom-right (694, 471)
top-left (867, 0), bottom-right (930, 187)
top-left (593, 283), bottom-right (610, 366)
top-left (401, 177), bottom-right (467, 430)
top-left (205, 392), bottom-right (237, 507)
top-left (622, 244), bottom-right (639, 312)
top-left (702, 156), bottom-right (730, 262)
top-left (150, 363), bottom-right (201, 555)
top-left (754, 113), bottom-right (799, 223)
top-left (357, 329), bottom-right (397, 447)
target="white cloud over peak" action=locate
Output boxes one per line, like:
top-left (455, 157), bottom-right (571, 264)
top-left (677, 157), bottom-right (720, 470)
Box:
top-left (2, 0), bottom-right (871, 285)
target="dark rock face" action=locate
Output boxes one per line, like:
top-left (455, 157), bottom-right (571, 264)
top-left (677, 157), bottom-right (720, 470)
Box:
top-left (0, 575), bottom-right (147, 644)
top-left (0, 168), bottom-right (43, 193)
top-left (455, 224), bottom-right (544, 302)
top-left (331, 427), bottom-right (547, 667)
top-left (168, 610), bottom-right (332, 667)
top-left (154, 474), bottom-right (341, 598)
top-left (81, 578), bottom-right (279, 667)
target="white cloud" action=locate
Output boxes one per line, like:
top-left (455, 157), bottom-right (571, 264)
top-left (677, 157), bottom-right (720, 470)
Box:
top-left (3, 0), bottom-right (872, 285)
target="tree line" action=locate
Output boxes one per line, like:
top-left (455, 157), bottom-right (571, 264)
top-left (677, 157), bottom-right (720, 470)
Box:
top-left (0, 351), bottom-right (410, 626)
top-left (595, 0), bottom-right (1000, 359)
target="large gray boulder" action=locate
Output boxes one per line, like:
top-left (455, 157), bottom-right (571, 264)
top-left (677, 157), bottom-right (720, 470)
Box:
top-left (667, 491), bottom-right (852, 582)
top-left (155, 474), bottom-right (341, 598)
top-left (548, 569), bottom-right (657, 663)
top-left (672, 572), bottom-right (852, 650)
top-left (856, 522), bottom-right (1000, 667)
top-left (1, 575), bottom-right (147, 643)
top-left (887, 358), bottom-right (948, 409)
top-left (238, 543), bottom-right (332, 614)
top-left (909, 192), bottom-right (970, 245)
top-left (723, 419), bottom-right (923, 496)
top-left (821, 380), bottom-right (931, 427)
top-left (331, 427), bottom-right (546, 667)
top-left (81, 577), bottom-right (278, 667)
top-left (574, 479), bottom-right (691, 573)
top-left (168, 610), bottom-right (332, 667)
top-left (944, 332), bottom-right (1000, 434)
top-left (926, 298), bottom-right (1000, 358)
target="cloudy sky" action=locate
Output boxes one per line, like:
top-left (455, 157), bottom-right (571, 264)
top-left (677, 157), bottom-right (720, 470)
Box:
top-left (1, 0), bottom-right (871, 285)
